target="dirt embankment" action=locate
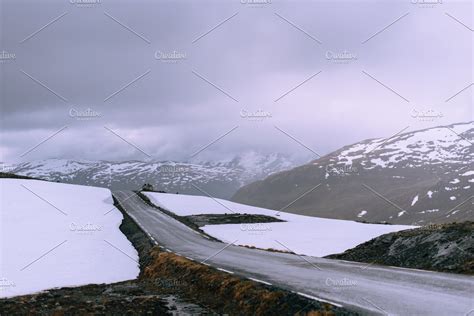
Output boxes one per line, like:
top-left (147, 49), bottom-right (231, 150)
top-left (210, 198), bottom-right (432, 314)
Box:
top-left (114, 195), bottom-right (154, 275)
top-left (143, 249), bottom-right (357, 316)
top-left (327, 221), bottom-right (474, 274)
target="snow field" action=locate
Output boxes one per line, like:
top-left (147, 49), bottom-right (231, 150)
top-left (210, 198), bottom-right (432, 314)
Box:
top-left (144, 192), bottom-right (413, 257)
top-left (0, 179), bottom-right (139, 298)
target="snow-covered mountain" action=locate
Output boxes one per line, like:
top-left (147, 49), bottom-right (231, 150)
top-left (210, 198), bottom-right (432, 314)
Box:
top-left (7, 152), bottom-right (296, 199)
top-left (232, 122), bottom-right (474, 224)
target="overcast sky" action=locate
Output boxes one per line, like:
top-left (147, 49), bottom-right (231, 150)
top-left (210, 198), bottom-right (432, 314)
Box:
top-left (1, 0), bottom-right (472, 164)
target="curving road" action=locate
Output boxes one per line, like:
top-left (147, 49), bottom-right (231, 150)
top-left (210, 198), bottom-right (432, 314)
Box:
top-left (114, 191), bottom-right (474, 316)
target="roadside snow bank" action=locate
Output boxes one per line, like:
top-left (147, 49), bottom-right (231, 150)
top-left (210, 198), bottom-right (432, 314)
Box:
top-left (0, 179), bottom-right (139, 298)
top-left (144, 192), bottom-right (413, 257)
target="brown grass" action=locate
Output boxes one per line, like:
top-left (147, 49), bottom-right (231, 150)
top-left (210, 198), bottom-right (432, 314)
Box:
top-left (141, 247), bottom-right (349, 316)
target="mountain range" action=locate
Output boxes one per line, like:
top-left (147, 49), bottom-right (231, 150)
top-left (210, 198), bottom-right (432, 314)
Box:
top-left (232, 122), bottom-right (473, 224)
top-left (5, 122), bottom-right (473, 224)
top-left (6, 152), bottom-right (296, 199)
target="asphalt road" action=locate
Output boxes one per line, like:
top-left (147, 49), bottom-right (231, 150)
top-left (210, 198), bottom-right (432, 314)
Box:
top-left (114, 191), bottom-right (474, 316)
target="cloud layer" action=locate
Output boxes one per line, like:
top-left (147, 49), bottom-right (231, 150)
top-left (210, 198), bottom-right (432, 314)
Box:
top-left (1, 0), bottom-right (472, 163)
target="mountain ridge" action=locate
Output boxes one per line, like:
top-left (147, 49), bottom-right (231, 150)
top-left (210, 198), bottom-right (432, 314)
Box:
top-left (232, 121), bottom-right (473, 224)
top-left (6, 152), bottom-right (297, 199)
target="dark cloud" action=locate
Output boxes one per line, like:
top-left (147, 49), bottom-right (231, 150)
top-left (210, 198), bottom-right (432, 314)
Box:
top-left (1, 0), bottom-right (472, 163)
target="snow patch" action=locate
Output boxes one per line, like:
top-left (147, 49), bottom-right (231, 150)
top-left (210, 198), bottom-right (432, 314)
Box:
top-left (419, 209), bottom-right (439, 214)
top-left (0, 179), bottom-right (139, 298)
top-left (334, 122), bottom-right (473, 170)
top-left (445, 187), bottom-right (458, 191)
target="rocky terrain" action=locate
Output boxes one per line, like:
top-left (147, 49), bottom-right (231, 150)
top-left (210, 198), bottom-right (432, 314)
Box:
top-left (185, 213), bottom-right (285, 227)
top-left (327, 222), bottom-right (474, 274)
top-left (233, 122), bottom-right (473, 224)
top-left (5, 152), bottom-right (295, 199)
